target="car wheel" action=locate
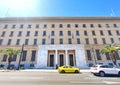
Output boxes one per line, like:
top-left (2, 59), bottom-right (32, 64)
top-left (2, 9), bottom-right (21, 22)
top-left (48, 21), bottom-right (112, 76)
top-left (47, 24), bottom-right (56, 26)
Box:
top-left (61, 70), bottom-right (65, 73)
top-left (118, 71), bottom-right (120, 77)
top-left (75, 70), bottom-right (79, 73)
top-left (99, 71), bottom-right (105, 77)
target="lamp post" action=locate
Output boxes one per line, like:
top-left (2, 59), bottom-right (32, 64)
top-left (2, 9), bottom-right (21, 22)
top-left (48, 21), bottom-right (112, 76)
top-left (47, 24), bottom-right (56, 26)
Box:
top-left (18, 44), bottom-right (24, 70)
top-left (91, 48), bottom-right (97, 65)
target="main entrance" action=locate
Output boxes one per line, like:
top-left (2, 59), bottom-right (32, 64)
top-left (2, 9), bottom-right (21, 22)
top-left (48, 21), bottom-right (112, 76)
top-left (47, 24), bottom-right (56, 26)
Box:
top-left (69, 54), bottom-right (74, 66)
top-left (50, 54), bottom-right (54, 67)
top-left (59, 54), bottom-right (64, 66)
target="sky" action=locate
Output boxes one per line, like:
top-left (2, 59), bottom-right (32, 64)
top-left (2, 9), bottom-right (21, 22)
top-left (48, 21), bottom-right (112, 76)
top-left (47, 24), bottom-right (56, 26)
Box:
top-left (0, 0), bottom-right (120, 17)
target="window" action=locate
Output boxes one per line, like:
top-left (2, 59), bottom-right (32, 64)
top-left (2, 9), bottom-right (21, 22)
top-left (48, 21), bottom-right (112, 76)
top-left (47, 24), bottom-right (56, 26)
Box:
top-left (59, 24), bottom-right (63, 28)
top-left (95, 50), bottom-right (102, 60)
top-left (0, 39), bottom-right (3, 45)
top-left (68, 31), bottom-right (71, 36)
top-left (51, 31), bottom-right (54, 36)
top-left (26, 31), bottom-right (30, 36)
top-left (12, 25), bottom-right (16, 28)
top-left (93, 38), bottom-right (97, 44)
top-left (86, 50), bottom-right (92, 60)
top-left (18, 31), bottom-right (22, 37)
top-left (4, 25), bottom-right (8, 29)
top-left (59, 31), bottom-right (63, 36)
top-left (100, 30), bottom-right (104, 36)
top-left (20, 24), bottom-right (24, 28)
top-left (36, 24), bottom-right (39, 28)
top-left (44, 24), bottom-right (47, 28)
top-left (105, 53), bottom-right (111, 60)
top-left (90, 24), bottom-right (94, 28)
top-left (92, 31), bottom-right (96, 36)
top-left (34, 39), bottom-right (37, 45)
top-left (12, 55), bottom-right (17, 61)
top-left (75, 24), bottom-right (78, 28)
top-left (106, 24), bottom-right (110, 28)
top-left (51, 24), bottom-right (55, 28)
top-left (43, 31), bottom-right (46, 36)
top-left (9, 31), bottom-right (14, 37)
top-left (22, 51), bottom-right (27, 61)
top-left (76, 31), bottom-right (79, 36)
top-left (7, 39), bottom-right (11, 45)
top-left (102, 38), bottom-right (106, 44)
top-left (116, 30), bottom-right (120, 35)
top-left (115, 52), bottom-right (120, 60)
top-left (77, 38), bottom-right (80, 44)
top-left (67, 24), bottom-right (71, 28)
top-left (83, 24), bottom-right (86, 28)
top-left (113, 24), bottom-right (117, 28)
top-left (16, 39), bottom-right (20, 45)
top-left (28, 24), bottom-right (31, 28)
top-left (68, 38), bottom-right (72, 44)
top-left (31, 50), bottom-right (36, 61)
top-left (59, 38), bottom-right (63, 44)
top-left (25, 39), bottom-right (29, 45)
top-left (108, 30), bottom-right (112, 35)
top-left (2, 55), bottom-right (7, 62)
top-left (1, 31), bottom-right (6, 37)
top-left (110, 38), bottom-right (114, 43)
top-left (84, 31), bottom-right (88, 36)
top-left (51, 38), bottom-right (54, 44)
top-left (42, 39), bottom-right (46, 45)
top-left (34, 31), bottom-right (38, 36)
top-left (85, 38), bottom-right (89, 44)
top-left (98, 24), bottom-right (102, 28)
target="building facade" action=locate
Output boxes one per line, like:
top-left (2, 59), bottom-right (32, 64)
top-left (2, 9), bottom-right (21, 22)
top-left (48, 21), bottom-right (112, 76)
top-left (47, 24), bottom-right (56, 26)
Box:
top-left (0, 17), bottom-right (120, 69)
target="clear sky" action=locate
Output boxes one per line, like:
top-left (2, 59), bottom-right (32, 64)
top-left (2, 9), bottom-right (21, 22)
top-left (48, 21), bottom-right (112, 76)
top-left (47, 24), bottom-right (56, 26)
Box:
top-left (0, 0), bottom-right (120, 17)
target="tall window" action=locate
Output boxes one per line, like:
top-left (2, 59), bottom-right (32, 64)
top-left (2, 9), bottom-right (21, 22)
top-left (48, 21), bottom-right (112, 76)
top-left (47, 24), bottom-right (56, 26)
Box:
top-left (67, 24), bottom-right (71, 28)
top-left (83, 24), bottom-right (86, 28)
top-left (26, 31), bottom-right (30, 36)
top-left (113, 24), bottom-right (117, 28)
top-left (2, 55), bottom-right (7, 62)
top-left (28, 24), bottom-right (31, 28)
top-left (43, 31), bottom-right (46, 36)
top-left (92, 31), bottom-right (96, 36)
top-left (75, 24), bottom-right (78, 28)
top-left (51, 31), bottom-right (55, 36)
top-left (105, 53), bottom-right (111, 60)
top-left (12, 25), bottom-right (16, 28)
top-left (36, 24), bottom-right (39, 28)
top-left (108, 30), bottom-right (112, 36)
top-left (86, 50), bottom-right (92, 60)
top-left (106, 24), bottom-right (110, 28)
top-left (84, 31), bottom-right (88, 36)
top-left (59, 38), bottom-right (63, 44)
top-left (18, 31), bottom-right (22, 37)
top-left (16, 39), bottom-right (20, 45)
top-left (102, 38), bottom-right (106, 44)
top-left (68, 38), bottom-right (72, 44)
top-left (93, 38), bottom-right (97, 44)
top-left (51, 38), bottom-right (54, 44)
top-left (25, 39), bottom-right (29, 45)
top-left (12, 55), bottom-right (17, 61)
top-left (44, 24), bottom-right (47, 28)
top-left (34, 31), bottom-right (38, 36)
top-left (85, 38), bottom-right (89, 44)
top-left (1, 31), bottom-right (6, 37)
top-left (95, 50), bottom-right (102, 60)
top-left (22, 51), bottom-right (27, 61)
top-left (115, 52), bottom-right (120, 60)
top-left (4, 25), bottom-right (8, 29)
top-left (51, 24), bottom-right (55, 28)
top-left (76, 31), bottom-right (79, 36)
top-left (9, 31), bottom-right (14, 37)
top-left (0, 39), bottom-right (3, 45)
top-left (77, 38), bottom-right (80, 44)
top-left (59, 24), bottom-right (63, 28)
top-left (20, 24), bottom-right (24, 28)
top-left (68, 31), bottom-right (71, 36)
top-left (110, 38), bottom-right (114, 44)
top-left (7, 39), bottom-right (12, 45)
top-left (100, 30), bottom-right (104, 36)
top-left (98, 24), bottom-right (102, 28)
top-left (34, 39), bottom-right (37, 45)
top-left (90, 24), bottom-right (94, 28)
top-left (59, 31), bottom-right (63, 36)
top-left (42, 39), bottom-right (46, 45)
top-left (116, 30), bottom-right (120, 35)
top-left (31, 50), bottom-right (36, 61)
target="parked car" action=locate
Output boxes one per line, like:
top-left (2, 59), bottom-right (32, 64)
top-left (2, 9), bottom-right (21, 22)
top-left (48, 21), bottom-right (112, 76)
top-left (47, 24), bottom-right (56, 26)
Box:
top-left (58, 65), bottom-right (80, 73)
top-left (90, 64), bottom-right (120, 77)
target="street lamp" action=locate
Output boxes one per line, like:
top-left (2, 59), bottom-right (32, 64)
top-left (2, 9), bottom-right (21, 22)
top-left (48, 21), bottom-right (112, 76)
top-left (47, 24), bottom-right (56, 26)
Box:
top-left (17, 44), bottom-right (24, 70)
top-left (91, 48), bottom-right (97, 65)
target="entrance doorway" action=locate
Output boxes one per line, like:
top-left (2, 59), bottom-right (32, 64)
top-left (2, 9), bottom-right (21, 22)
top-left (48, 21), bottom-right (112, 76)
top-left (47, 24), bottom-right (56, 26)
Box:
top-left (59, 54), bottom-right (64, 66)
top-left (50, 54), bottom-right (54, 67)
top-left (69, 54), bottom-right (74, 66)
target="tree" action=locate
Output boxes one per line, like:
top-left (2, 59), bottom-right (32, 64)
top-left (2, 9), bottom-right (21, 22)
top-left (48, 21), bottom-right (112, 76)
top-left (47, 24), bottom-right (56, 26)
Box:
top-left (100, 44), bottom-right (119, 67)
top-left (0, 48), bottom-right (21, 69)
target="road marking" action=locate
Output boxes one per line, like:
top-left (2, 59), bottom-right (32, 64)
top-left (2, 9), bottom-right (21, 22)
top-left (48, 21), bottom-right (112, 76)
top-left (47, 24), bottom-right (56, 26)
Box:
top-left (103, 81), bottom-right (120, 84)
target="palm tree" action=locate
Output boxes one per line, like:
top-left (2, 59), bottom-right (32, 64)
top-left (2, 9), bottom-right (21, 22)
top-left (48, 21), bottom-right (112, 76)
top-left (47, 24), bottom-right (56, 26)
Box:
top-left (100, 44), bottom-right (119, 67)
top-left (0, 48), bottom-right (21, 69)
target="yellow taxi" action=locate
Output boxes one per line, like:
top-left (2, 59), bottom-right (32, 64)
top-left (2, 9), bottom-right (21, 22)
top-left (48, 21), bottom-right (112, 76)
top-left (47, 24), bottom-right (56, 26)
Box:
top-left (58, 65), bottom-right (80, 73)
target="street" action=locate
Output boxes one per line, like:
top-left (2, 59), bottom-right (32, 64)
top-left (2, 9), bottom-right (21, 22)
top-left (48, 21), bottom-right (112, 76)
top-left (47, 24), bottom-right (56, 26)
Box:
top-left (0, 70), bottom-right (120, 85)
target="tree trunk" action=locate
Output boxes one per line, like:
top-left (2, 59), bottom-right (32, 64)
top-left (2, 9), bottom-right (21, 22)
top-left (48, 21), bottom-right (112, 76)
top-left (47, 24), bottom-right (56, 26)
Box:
top-left (8, 55), bottom-right (12, 69)
top-left (109, 52), bottom-right (117, 67)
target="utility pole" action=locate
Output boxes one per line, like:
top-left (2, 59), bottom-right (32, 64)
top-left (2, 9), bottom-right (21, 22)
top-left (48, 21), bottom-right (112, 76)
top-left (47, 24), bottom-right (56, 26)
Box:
top-left (17, 44), bottom-right (24, 70)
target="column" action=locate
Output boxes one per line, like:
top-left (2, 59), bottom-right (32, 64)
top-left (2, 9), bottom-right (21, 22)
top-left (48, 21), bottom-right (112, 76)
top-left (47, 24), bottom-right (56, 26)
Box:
top-left (65, 50), bottom-right (69, 65)
top-left (55, 50), bottom-right (58, 65)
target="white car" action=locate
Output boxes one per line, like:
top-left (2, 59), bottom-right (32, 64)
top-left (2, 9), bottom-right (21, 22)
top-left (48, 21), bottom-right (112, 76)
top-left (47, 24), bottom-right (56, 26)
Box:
top-left (90, 65), bottom-right (120, 77)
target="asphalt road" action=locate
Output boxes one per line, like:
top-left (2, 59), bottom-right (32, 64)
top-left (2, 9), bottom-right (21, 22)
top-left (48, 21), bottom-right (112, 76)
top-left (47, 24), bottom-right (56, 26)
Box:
top-left (0, 70), bottom-right (120, 85)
